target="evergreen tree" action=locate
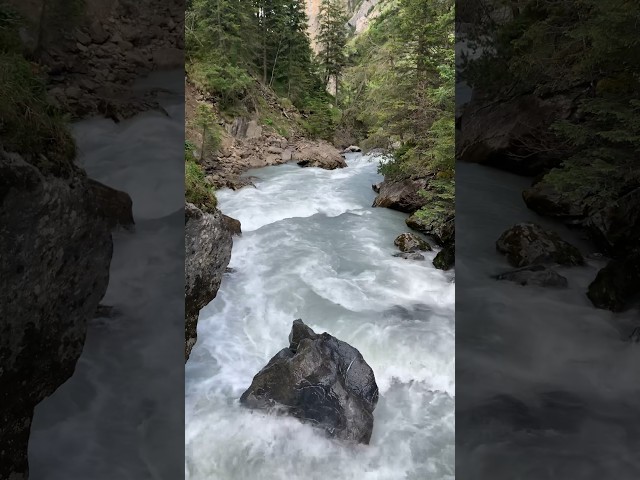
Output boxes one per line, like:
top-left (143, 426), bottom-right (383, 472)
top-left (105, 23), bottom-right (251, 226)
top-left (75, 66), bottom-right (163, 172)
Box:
top-left (317, 0), bottom-right (349, 99)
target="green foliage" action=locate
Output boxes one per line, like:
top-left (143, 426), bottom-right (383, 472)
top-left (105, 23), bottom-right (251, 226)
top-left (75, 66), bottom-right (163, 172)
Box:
top-left (343, 0), bottom-right (455, 182)
top-left (185, 148), bottom-right (217, 212)
top-left (193, 103), bottom-right (222, 158)
top-left (186, 0), bottom-right (335, 139)
top-left (463, 0), bottom-right (640, 167)
top-left (317, 0), bottom-right (349, 92)
top-left (414, 178), bottom-right (455, 223)
top-left (0, 7), bottom-right (75, 175)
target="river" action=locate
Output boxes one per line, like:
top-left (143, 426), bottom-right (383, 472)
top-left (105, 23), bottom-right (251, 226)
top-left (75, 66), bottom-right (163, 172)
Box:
top-left (28, 71), bottom-right (185, 479)
top-left (456, 162), bottom-right (640, 479)
top-left (185, 154), bottom-right (455, 479)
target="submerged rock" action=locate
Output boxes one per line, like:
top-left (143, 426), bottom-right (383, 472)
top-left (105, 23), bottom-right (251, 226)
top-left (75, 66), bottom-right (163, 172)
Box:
top-left (240, 320), bottom-right (379, 444)
top-left (587, 249), bottom-right (640, 312)
top-left (433, 245), bottom-right (455, 271)
top-left (496, 223), bottom-right (584, 268)
top-left (393, 252), bottom-right (425, 261)
top-left (1, 151), bottom-right (112, 478)
top-left (495, 265), bottom-right (568, 288)
top-left (394, 232), bottom-right (432, 252)
top-left (185, 203), bottom-right (233, 361)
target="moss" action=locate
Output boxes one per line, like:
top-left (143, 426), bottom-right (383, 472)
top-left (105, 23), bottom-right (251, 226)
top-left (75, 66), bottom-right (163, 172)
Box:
top-left (0, 5), bottom-right (76, 176)
top-left (185, 142), bottom-right (217, 213)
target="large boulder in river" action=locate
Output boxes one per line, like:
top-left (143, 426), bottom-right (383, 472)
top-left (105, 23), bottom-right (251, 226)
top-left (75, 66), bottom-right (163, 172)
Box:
top-left (372, 178), bottom-right (429, 213)
top-left (433, 244), bottom-right (455, 271)
top-left (587, 249), bottom-right (640, 312)
top-left (0, 151), bottom-right (113, 479)
top-left (496, 223), bottom-right (584, 268)
top-left (394, 232), bottom-right (432, 252)
top-left (293, 140), bottom-right (347, 170)
top-left (240, 320), bottom-right (379, 444)
top-left (406, 211), bottom-right (455, 246)
top-left (185, 203), bottom-right (233, 361)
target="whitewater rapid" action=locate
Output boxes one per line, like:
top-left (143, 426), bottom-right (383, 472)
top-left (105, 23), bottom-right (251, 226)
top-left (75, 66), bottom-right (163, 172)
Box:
top-left (28, 71), bottom-right (185, 479)
top-left (185, 154), bottom-right (455, 479)
top-left (456, 162), bottom-right (640, 479)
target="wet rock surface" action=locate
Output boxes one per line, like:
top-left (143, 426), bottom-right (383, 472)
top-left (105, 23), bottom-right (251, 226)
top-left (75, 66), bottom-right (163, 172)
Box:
top-left (393, 252), bottom-right (426, 261)
top-left (185, 203), bottom-right (233, 361)
top-left (0, 151), bottom-right (112, 479)
top-left (495, 265), bottom-right (569, 288)
top-left (496, 223), bottom-right (584, 268)
top-left (433, 245), bottom-right (455, 271)
top-left (394, 232), bottom-right (432, 252)
top-left (240, 320), bottom-right (379, 444)
top-left (587, 249), bottom-right (640, 312)
top-left (372, 178), bottom-right (429, 213)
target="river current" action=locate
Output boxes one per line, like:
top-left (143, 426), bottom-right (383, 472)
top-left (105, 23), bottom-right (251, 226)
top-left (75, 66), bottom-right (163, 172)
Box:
top-left (185, 154), bottom-right (455, 479)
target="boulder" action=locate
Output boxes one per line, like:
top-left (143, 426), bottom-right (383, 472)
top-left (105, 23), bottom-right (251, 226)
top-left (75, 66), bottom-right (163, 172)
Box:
top-left (293, 140), bottom-right (347, 170)
top-left (496, 223), bottom-right (584, 268)
top-left (457, 93), bottom-right (572, 176)
top-left (341, 145), bottom-right (362, 153)
top-left (433, 245), bottom-right (455, 271)
top-left (586, 186), bottom-right (640, 255)
top-left (393, 252), bottom-right (425, 261)
top-left (372, 178), bottom-right (429, 213)
top-left (240, 320), bottom-right (379, 444)
top-left (495, 265), bottom-right (569, 288)
top-left (88, 178), bottom-right (134, 230)
top-left (394, 232), bottom-right (432, 252)
top-left (185, 203), bottom-right (233, 361)
top-left (587, 249), bottom-right (640, 312)
top-left (406, 212), bottom-right (455, 246)
top-left (222, 214), bottom-right (242, 237)
top-left (0, 152), bottom-right (112, 479)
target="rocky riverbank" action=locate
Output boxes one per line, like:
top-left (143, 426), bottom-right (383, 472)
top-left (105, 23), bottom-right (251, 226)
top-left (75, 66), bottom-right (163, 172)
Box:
top-left (458, 90), bottom-right (639, 311)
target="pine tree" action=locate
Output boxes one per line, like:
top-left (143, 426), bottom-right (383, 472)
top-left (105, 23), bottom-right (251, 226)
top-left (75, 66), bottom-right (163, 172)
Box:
top-left (317, 0), bottom-right (349, 100)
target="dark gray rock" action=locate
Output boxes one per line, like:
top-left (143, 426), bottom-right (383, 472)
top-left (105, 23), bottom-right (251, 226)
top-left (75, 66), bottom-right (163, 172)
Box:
top-left (372, 178), bottom-right (429, 213)
top-left (433, 245), bottom-right (455, 271)
top-left (406, 212), bottom-right (455, 247)
top-left (394, 232), bottom-right (432, 252)
top-left (495, 265), bottom-right (569, 288)
top-left (88, 178), bottom-right (134, 230)
top-left (0, 151), bottom-right (112, 479)
top-left (240, 320), bottom-right (379, 444)
top-left (496, 223), bottom-right (584, 268)
top-left (587, 249), bottom-right (640, 312)
top-left (393, 252), bottom-right (426, 261)
top-left (185, 203), bottom-right (233, 361)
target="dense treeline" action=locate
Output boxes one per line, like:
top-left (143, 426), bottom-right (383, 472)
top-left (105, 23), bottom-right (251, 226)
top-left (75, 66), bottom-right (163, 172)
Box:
top-left (462, 0), bottom-right (640, 179)
top-left (185, 0), bottom-right (338, 139)
top-left (340, 0), bottom-right (455, 223)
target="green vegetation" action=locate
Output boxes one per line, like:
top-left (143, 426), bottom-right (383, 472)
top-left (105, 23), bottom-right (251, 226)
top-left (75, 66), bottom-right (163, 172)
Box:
top-left (185, 140), bottom-right (218, 212)
top-left (462, 0), bottom-right (640, 182)
top-left (317, 0), bottom-right (349, 100)
top-left (340, 0), bottom-right (455, 220)
top-left (186, 0), bottom-right (338, 140)
top-left (0, 2), bottom-right (75, 175)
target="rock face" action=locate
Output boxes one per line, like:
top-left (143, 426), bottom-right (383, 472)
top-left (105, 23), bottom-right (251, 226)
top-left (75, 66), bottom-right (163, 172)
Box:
top-left (88, 178), bottom-right (134, 230)
top-left (496, 223), bottom-right (584, 268)
top-left (14, 0), bottom-right (183, 118)
top-left (185, 203), bottom-right (233, 361)
top-left (587, 249), bottom-right (640, 312)
top-left (372, 178), bottom-right (428, 213)
top-left (0, 151), bottom-right (113, 479)
top-left (294, 140), bottom-right (347, 170)
top-left (240, 320), bottom-right (379, 444)
top-left (394, 233), bottom-right (432, 252)
top-left (456, 93), bottom-right (573, 176)
top-left (495, 265), bottom-right (569, 288)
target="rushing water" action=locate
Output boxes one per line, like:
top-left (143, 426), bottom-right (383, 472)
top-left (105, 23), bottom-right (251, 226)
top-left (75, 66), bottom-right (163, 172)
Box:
top-left (456, 162), bottom-right (640, 479)
top-left (185, 154), bottom-right (455, 479)
top-left (29, 71), bottom-right (185, 479)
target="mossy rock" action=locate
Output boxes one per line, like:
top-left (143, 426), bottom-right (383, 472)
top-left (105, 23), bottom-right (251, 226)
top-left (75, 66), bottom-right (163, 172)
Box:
top-left (394, 232), bottom-right (432, 253)
top-left (496, 223), bottom-right (584, 268)
top-left (433, 245), bottom-right (455, 271)
top-left (587, 250), bottom-right (640, 312)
